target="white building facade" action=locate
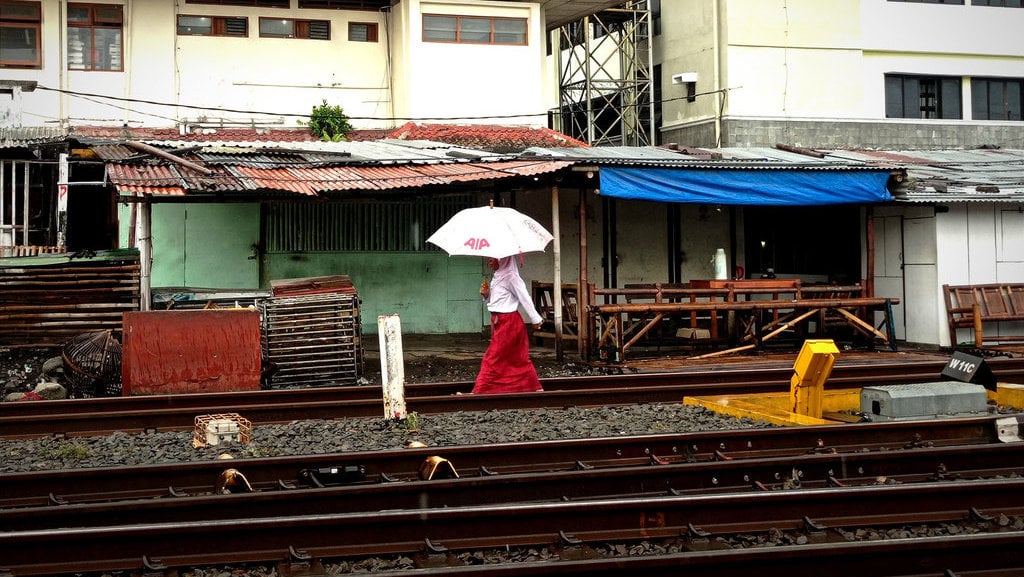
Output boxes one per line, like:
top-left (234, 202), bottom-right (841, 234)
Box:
top-left (643, 0), bottom-right (1024, 348)
top-left (657, 0), bottom-right (1024, 150)
top-left (0, 0), bottom-right (556, 130)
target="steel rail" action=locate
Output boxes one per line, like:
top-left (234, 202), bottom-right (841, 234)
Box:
top-left (4, 357), bottom-right (1024, 438)
top-left (317, 535), bottom-right (1024, 577)
top-left (3, 477), bottom-right (1024, 576)
top-left (0, 416), bottom-right (1001, 508)
top-left (7, 356), bottom-right (1019, 419)
top-left (6, 355), bottom-right (1005, 419)
top-left (5, 441), bottom-right (1024, 531)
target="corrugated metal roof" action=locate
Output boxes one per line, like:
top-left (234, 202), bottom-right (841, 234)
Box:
top-left (527, 145), bottom-right (1024, 203)
top-left (102, 140), bottom-right (577, 198)
top-left (523, 145), bottom-right (870, 170)
top-left (89, 139), bottom-right (510, 165)
top-left (0, 126), bottom-right (69, 148)
top-left (89, 131), bottom-right (1024, 204)
top-left (822, 148), bottom-right (1024, 203)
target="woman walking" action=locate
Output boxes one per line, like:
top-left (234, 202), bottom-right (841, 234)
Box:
top-left (473, 256), bottom-right (544, 394)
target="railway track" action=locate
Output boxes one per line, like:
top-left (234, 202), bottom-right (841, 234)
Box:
top-left (3, 356), bottom-right (1023, 438)
top-left (5, 432), bottom-right (1024, 531)
top-left (4, 360), bottom-right (1024, 575)
top-left (0, 416), bottom-right (1001, 507)
top-left (4, 477), bottom-right (1024, 576)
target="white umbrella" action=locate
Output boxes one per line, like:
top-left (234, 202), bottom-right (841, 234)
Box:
top-left (427, 204), bottom-right (553, 259)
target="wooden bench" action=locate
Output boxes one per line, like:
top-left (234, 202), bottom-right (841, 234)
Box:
top-left (943, 283), bottom-right (1024, 349)
top-left (531, 281), bottom-right (580, 343)
top-left (592, 295), bottom-right (899, 362)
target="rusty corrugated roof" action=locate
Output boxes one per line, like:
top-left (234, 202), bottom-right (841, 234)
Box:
top-left (97, 138), bottom-right (575, 198)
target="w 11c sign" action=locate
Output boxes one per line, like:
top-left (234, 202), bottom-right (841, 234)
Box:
top-left (941, 351), bottom-right (998, 391)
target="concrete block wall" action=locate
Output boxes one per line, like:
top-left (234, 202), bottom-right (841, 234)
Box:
top-left (662, 118), bottom-right (1024, 150)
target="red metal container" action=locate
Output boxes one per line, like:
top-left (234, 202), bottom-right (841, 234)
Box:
top-left (121, 309), bottom-right (262, 395)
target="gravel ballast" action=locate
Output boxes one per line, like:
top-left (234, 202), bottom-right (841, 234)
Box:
top-left (0, 403), bottom-right (773, 473)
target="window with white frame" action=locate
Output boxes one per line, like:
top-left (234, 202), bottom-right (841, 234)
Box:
top-left (422, 14), bottom-right (527, 45)
top-left (972, 77), bottom-right (1023, 120)
top-left (259, 17), bottom-right (330, 40)
top-left (67, 3), bottom-right (123, 71)
top-left (0, 1), bottom-right (41, 68)
top-left (177, 15), bottom-right (248, 37)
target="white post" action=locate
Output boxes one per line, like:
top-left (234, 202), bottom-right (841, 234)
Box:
top-left (552, 185), bottom-right (563, 361)
top-left (377, 314), bottom-right (407, 420)
top-left (57, 153), bottom-right (69, 248)
top-left (139, 200), bottom-right (152, 311)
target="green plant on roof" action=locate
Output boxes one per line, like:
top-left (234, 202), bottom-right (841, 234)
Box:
top-left (304, 99), bottom-right (353, 142)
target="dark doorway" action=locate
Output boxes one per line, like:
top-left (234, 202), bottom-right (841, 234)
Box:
top-left (743, 205), bottom-right (861, 284)
top-left (66, 161), bottom-right (117, 251)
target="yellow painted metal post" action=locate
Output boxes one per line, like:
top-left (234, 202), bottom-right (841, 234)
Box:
top-left (790, 339), bottom-right (840, 418)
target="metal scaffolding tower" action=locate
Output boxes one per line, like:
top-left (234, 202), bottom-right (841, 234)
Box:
top-left (553, 1), bottom-right (654, 147)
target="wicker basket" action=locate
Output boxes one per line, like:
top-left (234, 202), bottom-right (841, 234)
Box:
top-left (61, 330), bottom-right (122, 398)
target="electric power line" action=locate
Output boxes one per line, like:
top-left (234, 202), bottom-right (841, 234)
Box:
top-left (34, 84), bottom-right (728, 125)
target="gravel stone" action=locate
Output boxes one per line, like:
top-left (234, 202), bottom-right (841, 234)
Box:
top-left (0, 403), bottom-right (773, 473)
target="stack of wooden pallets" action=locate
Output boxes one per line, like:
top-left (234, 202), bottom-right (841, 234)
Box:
top-left (259, 276), bottom-right (362, 388)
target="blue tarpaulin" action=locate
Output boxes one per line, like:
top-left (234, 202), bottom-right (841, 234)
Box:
top-left (599, 167), bottom-right (892, 206)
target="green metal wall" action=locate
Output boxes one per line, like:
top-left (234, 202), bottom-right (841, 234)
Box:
top-left (120, 202), bottom-right (487, 334)
top-left (263, 251), bottom-right (486, 334)
top-left (119, 203), bottom-right (260, 289)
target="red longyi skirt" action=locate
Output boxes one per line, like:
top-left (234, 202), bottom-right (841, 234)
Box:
top-left (473, 312), bottom-right (543, 394)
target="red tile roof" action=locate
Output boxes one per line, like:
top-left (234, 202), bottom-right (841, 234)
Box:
top-left (384, 122), bottom-right (589, 150)
top-left (71, 123), bottom-right (588, 149)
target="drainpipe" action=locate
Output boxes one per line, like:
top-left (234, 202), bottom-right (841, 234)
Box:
top-left (58, 1), bottom-right (66, 124)
top-left (713, 0), bottom-right (723, 147)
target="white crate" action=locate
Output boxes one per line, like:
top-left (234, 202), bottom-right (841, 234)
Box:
top-left (193, 413), bottom-right (252, 447)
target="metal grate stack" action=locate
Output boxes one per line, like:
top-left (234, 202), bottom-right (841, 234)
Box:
top-left (259, 276), bottom-right (362, 388)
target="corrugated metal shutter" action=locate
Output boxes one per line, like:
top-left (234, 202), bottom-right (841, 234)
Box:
top-left (263, 195), bottom-right (473, 252)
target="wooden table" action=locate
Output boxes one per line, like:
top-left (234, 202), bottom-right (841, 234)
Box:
top-left (592, 295), bottom-right (898, 362)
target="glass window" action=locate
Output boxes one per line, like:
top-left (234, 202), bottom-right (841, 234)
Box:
top-left (972, 0), bottom-right (1021, 5)
top-left (259, 17), bottom-right (330, 39)
top-left (186, 0), bottom-right (289, 7)
top-left (260, 18), bottom-right (293, 37)
top-left (884, 74), bottom-right (962, 119)
top-left (298, 0), bottom-right (390, 8)
top-left (972, 77), bottom-right (1024, 120)
top-left (348, 22), bottom-right (378, 42)
top-left (887, 0), bottom-right (964, 4)
top-left (67, 3), bottom-right (123, 71)
top-left (178, 15), bottom-right (248, 37)
top-left (423, 14), bottom-right (456, 42)
top-left (423, 14), bottom-right (527, 45)
top-left (459, 17), bottom-right (491, 43)
top-left (0, 1), bottom-right (41, 68)
top-left (493, 18), bottom-right (526, 44)
top-left (178, 16), bottom-right (213, 35)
